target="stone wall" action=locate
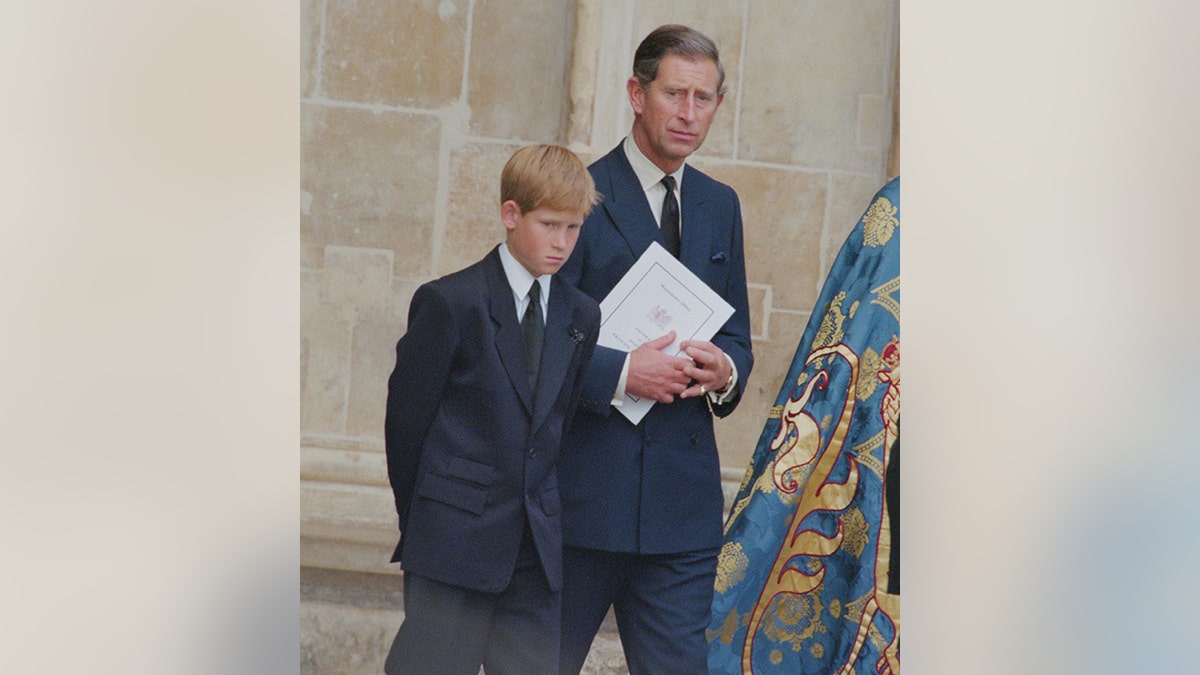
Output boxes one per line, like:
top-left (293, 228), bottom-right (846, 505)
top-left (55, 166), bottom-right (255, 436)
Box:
top-left (301, 0), bottom-right (898, 576)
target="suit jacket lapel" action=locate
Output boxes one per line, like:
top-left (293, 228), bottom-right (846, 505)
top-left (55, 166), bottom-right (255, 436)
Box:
top-left (597, 146), bottom-right (661, 259)
top-left (485, 249), bottom-right (535, 416)
top-left (530, 278), bottom-right (576, 428)
top-left (678, 164), bottom-right (709, 269)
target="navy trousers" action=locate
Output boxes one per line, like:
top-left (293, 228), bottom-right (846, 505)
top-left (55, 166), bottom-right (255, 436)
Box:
top-left (558, 545), bottom-right (719, 675)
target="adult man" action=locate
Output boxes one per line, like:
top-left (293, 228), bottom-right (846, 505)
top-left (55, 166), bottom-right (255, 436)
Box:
top-left (557, 24), bottom-right (753, 675)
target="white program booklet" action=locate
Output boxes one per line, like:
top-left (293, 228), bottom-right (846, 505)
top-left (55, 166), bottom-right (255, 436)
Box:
top-left (598, 242), bottom-right (734, 424)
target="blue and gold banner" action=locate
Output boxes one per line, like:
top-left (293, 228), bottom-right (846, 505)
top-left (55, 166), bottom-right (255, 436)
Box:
top-left (709, 177), bottom-right (900, 674)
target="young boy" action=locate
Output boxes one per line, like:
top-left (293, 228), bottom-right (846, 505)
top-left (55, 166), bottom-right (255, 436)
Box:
top-left (382, 144), bottom-right (601, 675)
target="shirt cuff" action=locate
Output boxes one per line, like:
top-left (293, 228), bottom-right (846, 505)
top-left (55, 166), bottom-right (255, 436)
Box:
top-left (610, 353), bottom-right (631, 407)
top-left (708, 353), bottom-right (738, 405)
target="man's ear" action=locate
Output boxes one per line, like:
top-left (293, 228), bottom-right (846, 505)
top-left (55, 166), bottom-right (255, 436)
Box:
top-left (627, 77), bottom-right (645, 115)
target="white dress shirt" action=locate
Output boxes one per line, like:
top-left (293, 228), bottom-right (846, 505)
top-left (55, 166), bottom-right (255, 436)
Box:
top-left (613, 137), bottom-right (739, 406)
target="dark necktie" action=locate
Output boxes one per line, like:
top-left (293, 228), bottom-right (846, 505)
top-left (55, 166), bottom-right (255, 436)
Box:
top-left (660, 174), bottom-right (680, 258)
top-left (521, 281), bottom-right (544, 389)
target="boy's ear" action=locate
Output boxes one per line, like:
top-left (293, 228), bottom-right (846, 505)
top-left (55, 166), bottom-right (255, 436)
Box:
top-left (500, 200), bottom-right (521, 233)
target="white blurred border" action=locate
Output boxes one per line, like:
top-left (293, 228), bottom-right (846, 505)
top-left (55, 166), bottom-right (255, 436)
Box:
top-left (3, 1), bottom-right (1198, 672)
top-left (1, 1), bottom-right (299, 672)
top-left (904, 1), bottom-right (1200, 672)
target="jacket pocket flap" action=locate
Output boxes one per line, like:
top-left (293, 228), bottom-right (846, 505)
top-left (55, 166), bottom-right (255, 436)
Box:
top-left (418, 473), bottom-right (488, 515)
top-left (444, 456), bottom-right (499, 486)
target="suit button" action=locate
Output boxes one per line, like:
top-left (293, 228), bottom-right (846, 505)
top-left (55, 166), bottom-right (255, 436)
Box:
top-left (528, 447), bottom-right (536, 456)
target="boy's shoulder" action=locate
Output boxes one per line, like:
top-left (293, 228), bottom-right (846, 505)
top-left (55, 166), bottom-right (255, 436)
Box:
top-left (420, 248), bottom-right (497, 294)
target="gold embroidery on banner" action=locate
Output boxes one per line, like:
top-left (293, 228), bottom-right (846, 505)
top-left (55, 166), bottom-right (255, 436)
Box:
top-left (742, 344), bottom-right (861, 672)
top-left (716, 541), bottom-right (750, 593)
top-left (726, 459), bottom-right (797, 533)
top-left (811, 642), bottom-right (825, 659)
top-left (739, 341), bottom-right (901, 673)
top-left (814, 293), bottom-right (851, 348)
top-left (862, 196), bottom-right (898, 247)
top-left (870, 277), bottom-right (900, 323)
top-left (855, 440), bottom-right (885, 477)
top-left (709, 609), bottom-right (741, 646)
top-left (857, 348), bottom-right (883, 401)
top-left (841, 508), bottom-right (870, 558)
top-left (767, 372), bottom-right (827, 494)
top-left (762, 591), bottom-right (827, 651)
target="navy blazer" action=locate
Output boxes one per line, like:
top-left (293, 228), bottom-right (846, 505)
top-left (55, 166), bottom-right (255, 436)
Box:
top-left (558, 144), bottom-right (753, 554)
top-left (384, 247), bottom-right (600, 593)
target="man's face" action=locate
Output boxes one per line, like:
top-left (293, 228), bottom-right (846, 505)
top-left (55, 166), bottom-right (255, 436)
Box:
top-left (502, 201), bottom-right (584, 277)
top-left (628, 54), bottom-right (724, 174)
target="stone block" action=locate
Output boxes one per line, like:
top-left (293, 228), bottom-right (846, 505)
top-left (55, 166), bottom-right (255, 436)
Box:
top-left (300, 481), bottom-right (397, 545)
top-left (739, 0), bottom-right (893, 172)
top-left (301, 600), bottom-right (399, 675)
top-left (633, 0), bottom-right (745, 159)
top-left (747, 283), bottom-right (769, 338)
top-left (825, 172), bottom-right (887, 279)
top-left (386, 277), bottom-right (423, 328)
top-left (468, 0), bottom-right (574, 142)
top-left (438, 141), bottom-right (520, 276)
top-left (320, 0), bottom-right (467, 108)
top-left (697, 161), bottom-right (828, 312)
top-left (301, 0), bottom-right (321, 98)
top-left (324, 245), bottom-right (394, 309)
top-left (301, 103), bottom-right (439, 279)
top-left (301, 444), bottom-right (388, 487)
top-left (859, 93), bottom-right (888, 151)
top-left (301, 241), bottom-right (324, 270)
top-left (302, 536), bottom-right (400, 577)
top-left (346, 309), bottom-right (402, 438)
top-left (301, 307), bottom-right (352, 434)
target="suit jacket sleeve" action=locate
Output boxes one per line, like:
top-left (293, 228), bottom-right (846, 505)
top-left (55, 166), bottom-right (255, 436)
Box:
top-left (561, 298), bottom-right (603, 430)
top-left (708, 187), bottom-right (753, 418)
top-left (384, 283), bottom-right (459, 532)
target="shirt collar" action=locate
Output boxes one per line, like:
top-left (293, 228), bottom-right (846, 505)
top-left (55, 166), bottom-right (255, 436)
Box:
top-left (497, 242), bottom-right (549, 305)
top-left (623, 135), bottom-right (684, 193)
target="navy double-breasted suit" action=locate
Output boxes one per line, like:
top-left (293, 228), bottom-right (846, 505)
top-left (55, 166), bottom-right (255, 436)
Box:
top-left (384, 246), bottom-right (601, 594)
top-left (558, 143), bottom-right (754, 556)
top-left (555, 143), bottom-right (753, 673)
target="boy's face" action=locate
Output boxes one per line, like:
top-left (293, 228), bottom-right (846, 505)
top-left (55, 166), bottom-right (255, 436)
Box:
top-left (501, 200), bottom-right (584, 277)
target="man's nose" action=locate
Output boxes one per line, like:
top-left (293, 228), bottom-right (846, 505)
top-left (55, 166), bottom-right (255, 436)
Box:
top-left (678, 95), bottom-right (697, 121)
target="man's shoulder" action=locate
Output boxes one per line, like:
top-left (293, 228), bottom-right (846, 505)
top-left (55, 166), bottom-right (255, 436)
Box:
top-left (555, 275), bottom-right (601, 318)
top-left (683, 163), bottom-right (738, 199)
top-left (587, 143), bottom-right (628, 176)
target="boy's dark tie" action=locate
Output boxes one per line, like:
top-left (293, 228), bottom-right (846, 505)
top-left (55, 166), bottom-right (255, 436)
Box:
top-left (660, 174), bottom-right (680, 258)
top-left (521, 281), bottom-right (544, 389)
